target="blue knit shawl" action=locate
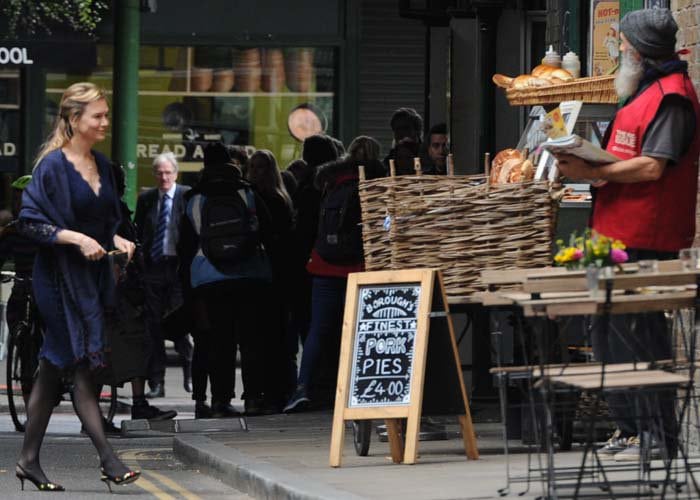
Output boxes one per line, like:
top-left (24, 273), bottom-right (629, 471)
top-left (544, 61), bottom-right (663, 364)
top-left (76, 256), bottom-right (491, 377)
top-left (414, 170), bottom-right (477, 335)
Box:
top-left (19, 149), bottom-right (121, 368)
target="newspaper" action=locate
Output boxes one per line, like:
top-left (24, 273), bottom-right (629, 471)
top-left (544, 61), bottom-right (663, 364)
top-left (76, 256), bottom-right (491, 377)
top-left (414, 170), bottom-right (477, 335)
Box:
top-left (540, 134), bottom-right (619, 164)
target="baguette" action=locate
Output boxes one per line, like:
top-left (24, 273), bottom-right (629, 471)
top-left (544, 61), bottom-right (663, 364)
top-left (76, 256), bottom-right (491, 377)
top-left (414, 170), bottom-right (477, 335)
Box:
top-left (492, 73), bottom-right (513, 89)
top-left (511, 75), bottom-right (551, 89)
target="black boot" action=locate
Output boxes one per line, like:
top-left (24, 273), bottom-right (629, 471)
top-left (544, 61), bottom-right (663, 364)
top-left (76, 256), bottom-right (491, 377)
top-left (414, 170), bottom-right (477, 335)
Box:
top-left (194, 401), bottom-right (213, 419)
top-left (131, 400), bottom-right (177, 421)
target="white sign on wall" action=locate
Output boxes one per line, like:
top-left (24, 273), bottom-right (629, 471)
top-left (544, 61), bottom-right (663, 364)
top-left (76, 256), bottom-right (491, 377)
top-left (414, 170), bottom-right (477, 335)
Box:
top-left (0, 48), bottom-right (33, 65)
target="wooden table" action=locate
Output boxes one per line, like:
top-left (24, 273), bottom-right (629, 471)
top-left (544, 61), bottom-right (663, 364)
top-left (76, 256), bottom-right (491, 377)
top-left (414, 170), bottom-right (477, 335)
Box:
top-left (479, 260), bottom-right (700, 499)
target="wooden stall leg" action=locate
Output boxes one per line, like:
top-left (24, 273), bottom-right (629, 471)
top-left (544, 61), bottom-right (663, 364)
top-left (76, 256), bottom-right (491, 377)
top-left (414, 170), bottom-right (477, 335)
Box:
top-left (385, 419), bottom-right (405, 463)
top-left (329, 412), bottom-right (346, 467)
top-left (459, 414), bottom-right (480, 460)
top-left (403, 415), bottom-right (421, 465)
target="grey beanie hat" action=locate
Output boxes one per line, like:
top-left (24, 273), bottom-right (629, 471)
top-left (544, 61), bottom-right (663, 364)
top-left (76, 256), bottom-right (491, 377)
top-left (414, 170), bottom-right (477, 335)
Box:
top-left (620, 8), bottom-right (677, 59)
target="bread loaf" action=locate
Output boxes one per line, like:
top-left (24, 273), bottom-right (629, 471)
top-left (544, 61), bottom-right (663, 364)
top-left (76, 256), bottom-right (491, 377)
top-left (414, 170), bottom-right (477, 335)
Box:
top-left (497, 65), bottom-right (574, 90)
top-left (531, 65), bottom-right (573, 81)
top-left (498, 157), bottom-right (522, 183)
top-left (490, 149), bottom-right (536, 184)
top-left (492, 73), bottom-right (513, 89)
top-left (490, 148), bottom-right (523, 185)
top-left (549, 68), bottom-right (574, 81)
top-left (508, 159), bottom-right (535, 183)
top-left (531, 64), bottom-right (554, 77)
top-left (511, 75), bottom-right (551, 89)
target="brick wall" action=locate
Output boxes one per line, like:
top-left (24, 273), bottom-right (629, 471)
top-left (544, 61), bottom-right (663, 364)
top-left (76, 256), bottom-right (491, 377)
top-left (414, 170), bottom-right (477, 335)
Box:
top-left (673, 0), bottom-right (700, 452)
top-left (673, 1), bottom-right (700, 248)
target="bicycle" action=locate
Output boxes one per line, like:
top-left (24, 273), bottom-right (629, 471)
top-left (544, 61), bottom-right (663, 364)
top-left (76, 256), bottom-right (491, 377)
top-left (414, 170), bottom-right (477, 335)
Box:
top-left (2, 270), bottom-right (118, 432)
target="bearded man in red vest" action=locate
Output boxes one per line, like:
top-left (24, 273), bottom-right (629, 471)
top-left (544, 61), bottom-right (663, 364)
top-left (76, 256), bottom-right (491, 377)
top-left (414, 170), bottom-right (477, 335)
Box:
top-left (556, 8), bottom-right (700, 463)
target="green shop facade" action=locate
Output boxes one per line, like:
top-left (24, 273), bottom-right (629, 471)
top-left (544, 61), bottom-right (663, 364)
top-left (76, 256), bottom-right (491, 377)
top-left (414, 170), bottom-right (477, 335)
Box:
top-left (1, 0), bottom-right (661, 213)
top-left (1, 0), bottom-right (360, 209)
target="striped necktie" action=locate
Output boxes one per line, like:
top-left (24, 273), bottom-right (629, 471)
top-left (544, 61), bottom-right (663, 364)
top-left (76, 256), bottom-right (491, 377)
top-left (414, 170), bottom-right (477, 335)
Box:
top-left (150, 193), bottom-right (170, 262)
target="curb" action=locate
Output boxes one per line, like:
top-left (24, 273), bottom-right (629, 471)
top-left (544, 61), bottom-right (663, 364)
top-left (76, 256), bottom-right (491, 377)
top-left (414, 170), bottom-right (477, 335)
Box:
top-left (122, 416), bottom-right (247, 435)
top-left (173, 434), bottom-right (366, 500)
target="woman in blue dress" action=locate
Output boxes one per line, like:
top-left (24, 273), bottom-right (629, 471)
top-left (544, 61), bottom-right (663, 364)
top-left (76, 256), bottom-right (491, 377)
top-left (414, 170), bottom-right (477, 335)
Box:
top-left (16, 82), bottom-right (139, 492)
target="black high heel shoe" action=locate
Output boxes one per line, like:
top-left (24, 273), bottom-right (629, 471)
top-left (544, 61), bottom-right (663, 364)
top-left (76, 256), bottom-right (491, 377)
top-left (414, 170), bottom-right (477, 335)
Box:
top-left (99, 467), bottom-right (140, 493)
top-left (15, 463), bottom-right (65, 492)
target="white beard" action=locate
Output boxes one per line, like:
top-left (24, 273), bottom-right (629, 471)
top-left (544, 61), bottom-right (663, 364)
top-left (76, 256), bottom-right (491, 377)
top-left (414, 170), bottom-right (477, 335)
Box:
top-left (614, 49), bottom-right (644, 99)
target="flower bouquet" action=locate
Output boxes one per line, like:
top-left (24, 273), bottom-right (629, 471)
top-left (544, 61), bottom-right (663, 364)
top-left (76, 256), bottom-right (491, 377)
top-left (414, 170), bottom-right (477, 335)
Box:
top-left (554, 229), bottom-right (628, 270)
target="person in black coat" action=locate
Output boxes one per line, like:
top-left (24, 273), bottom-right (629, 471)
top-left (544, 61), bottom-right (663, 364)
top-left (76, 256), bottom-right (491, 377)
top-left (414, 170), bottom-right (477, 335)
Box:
top-left (286, 135), bottom-right (339, 384)
top-left (178, 143), bottom-right (278, 417)
top-left (247, 150), bottom-right (297, 403)
top-left (103, 163), bottom-right (177, 422)
top-left (285, 147), bottom-right (385, 412)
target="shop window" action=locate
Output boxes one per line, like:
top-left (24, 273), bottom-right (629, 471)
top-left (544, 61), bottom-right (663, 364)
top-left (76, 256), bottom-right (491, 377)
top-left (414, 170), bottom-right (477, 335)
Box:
top-left (0, 71), bottom-right (19, 107)
top-left (0, 70), bottom-right (20, 211)
top-left (45, 44), bottom-right (336, 192)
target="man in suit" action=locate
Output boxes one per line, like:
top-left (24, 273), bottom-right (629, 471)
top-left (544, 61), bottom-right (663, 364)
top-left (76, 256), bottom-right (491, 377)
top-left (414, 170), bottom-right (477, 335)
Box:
top-left (135, 152), bottom-right (193, 398)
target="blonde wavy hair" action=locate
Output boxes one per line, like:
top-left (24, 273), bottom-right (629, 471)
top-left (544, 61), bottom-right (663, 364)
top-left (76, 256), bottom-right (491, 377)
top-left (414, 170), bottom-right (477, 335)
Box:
top-left (35, 82), bottom-right (107, 166)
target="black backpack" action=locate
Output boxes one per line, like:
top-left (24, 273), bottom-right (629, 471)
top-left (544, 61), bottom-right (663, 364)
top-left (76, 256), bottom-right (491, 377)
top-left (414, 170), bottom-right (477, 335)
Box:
top-left (198, 187), bottom-right (260, 273)
top-left (315, 179), bottom-right (364, 264)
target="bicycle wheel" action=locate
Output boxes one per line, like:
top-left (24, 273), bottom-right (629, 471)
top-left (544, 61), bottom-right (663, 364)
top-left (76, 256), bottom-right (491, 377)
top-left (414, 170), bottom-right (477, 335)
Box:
top-left (352, 420), bottom-right (372, 456)
top-left (6, 324), bottom-right (37, 433)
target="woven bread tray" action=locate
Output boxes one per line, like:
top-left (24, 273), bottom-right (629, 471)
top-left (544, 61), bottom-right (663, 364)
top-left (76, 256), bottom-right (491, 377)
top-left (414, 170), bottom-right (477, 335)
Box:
top-left (506, 75), bottom-right (617, 106)
top-left (359, 174), bottom-right (560, 302)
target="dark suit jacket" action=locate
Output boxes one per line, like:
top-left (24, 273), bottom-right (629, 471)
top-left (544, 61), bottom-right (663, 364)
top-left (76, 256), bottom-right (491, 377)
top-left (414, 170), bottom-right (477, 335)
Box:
top-left (134, 184), bottom-right (191, 262)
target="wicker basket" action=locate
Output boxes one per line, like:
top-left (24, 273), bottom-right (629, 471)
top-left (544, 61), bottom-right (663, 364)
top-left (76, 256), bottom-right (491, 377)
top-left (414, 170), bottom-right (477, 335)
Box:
top-left (506, 75), bottom-right (617, 106)
top-left (359, 174), bottom-right (559, 301)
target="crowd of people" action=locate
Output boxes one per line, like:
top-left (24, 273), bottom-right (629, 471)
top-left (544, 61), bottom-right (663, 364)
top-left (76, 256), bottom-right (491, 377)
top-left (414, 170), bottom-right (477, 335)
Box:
top-left (1, 5), bottom-right (699, 491)
top-left (0, 77), bottom-right (447, 490)
top-left (172, 109), bottom-right (448, 416)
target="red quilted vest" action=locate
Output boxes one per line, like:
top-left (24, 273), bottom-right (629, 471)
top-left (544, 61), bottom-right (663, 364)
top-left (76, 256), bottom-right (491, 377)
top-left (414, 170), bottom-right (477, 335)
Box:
top-left (592, 72), bottom-right (700, 251)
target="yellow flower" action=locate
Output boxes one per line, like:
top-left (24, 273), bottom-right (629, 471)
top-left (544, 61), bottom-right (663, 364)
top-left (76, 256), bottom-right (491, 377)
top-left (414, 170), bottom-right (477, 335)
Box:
top-left (612, 240), bottom-right (626, 250)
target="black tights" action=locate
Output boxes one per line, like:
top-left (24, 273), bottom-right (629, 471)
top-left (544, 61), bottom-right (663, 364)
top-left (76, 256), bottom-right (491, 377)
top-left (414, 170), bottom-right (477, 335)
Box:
top-left (17, 359), bottom-right (129, 482)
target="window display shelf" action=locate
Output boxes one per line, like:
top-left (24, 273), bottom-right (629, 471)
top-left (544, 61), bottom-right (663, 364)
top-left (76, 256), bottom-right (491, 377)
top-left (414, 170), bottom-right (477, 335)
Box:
top-left (47, 88), bottom-right (333, 98)
top-left (140, 90), bottom-right (334, 98)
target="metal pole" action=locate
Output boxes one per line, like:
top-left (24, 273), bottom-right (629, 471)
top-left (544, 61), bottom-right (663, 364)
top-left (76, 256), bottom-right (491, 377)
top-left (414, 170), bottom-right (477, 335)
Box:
top-left (112, 0), bottom-right (140, 211)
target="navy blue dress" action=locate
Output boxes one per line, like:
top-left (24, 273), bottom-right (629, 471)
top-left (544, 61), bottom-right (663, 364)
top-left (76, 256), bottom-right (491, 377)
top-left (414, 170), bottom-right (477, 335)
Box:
top-left (21, 150), bottom-right (121, 370)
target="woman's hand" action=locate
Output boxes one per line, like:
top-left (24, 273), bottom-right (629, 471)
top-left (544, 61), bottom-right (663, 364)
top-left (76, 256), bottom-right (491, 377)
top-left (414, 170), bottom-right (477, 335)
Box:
top-left (113, 234), bottom-right (136, 262)
top-left (78, 235), bottom-right (107, 261)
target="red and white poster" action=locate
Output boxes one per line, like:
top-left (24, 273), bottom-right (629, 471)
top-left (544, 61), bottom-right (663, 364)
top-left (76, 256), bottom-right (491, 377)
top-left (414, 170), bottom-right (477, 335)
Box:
top-left (589, 0), bottom-right (620, 76)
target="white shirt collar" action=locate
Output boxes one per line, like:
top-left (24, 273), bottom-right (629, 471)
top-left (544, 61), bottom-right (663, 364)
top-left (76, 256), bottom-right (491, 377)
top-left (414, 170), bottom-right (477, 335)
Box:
top-left (159, 183), bottom-right (177, 200)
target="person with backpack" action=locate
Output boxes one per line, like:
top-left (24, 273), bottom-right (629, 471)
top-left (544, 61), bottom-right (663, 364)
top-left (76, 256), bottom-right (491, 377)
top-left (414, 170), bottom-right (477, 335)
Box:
top-left (284, 137), bottom-right (385, 412)
top-left (179, 143), bottom-right (277, 417)
top-left (285, 136), bottom-right (339, 400)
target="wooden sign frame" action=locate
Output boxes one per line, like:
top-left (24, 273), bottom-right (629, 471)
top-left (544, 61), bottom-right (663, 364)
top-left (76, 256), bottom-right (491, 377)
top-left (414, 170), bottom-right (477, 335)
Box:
top-left (329, 268), bottom-right (478, 467)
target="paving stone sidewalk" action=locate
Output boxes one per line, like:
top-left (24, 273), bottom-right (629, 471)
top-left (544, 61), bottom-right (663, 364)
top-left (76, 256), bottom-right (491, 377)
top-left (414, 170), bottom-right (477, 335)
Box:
top-left (174, 412), bottom-right (549, 500)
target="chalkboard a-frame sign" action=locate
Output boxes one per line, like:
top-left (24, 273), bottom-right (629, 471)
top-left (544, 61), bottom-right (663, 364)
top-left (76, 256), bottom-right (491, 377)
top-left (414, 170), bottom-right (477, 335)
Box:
top-left (329, 269), bottom-right (478, 467)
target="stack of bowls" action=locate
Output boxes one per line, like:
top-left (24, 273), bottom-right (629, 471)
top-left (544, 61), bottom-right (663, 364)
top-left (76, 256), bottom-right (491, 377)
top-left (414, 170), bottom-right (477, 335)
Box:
top-left (261, 49), bottom-right (286, 92)
top-left (191, 67), bottom-right (213, 92)
top-left (211, 69), bottom-right (235, 92)
top-left (285, 48), bottom-right (314, 92)
top-left (234, 49), bottom-right (262, 92)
